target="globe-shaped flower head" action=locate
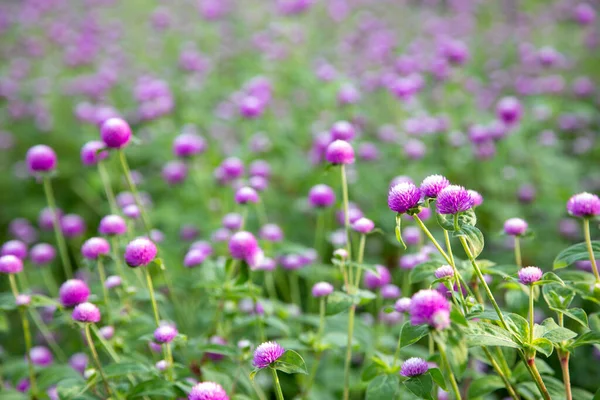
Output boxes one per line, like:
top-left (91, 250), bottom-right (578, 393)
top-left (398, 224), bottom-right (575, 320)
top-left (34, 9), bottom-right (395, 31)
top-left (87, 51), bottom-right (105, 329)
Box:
top-left (59, 279), bottom-right (90, 307)
top-left (468, 190), bottom-right (483, 207)
top-left (388, 182), bottom-right (421, 214)
top-left (81, 237), bottom-right (111, 260)
top-left (188, 382), bottom-right (229, 400)
top-left (252, 341), bottom-right (285, 369)
top-left (496, 96), bottom-right (523, 125)
top-left (100, 118), bottom-right (132, 149)
top-left (1, 240), bottom-right (28, 259)
top-left (409, 289), bottom-right (451, 329)
top-left (400, 357), bottom-right (429, 377)
top-left (26, 145), bottom-right (57, 173)
top-left (308, 184), bottom-right (336, 208)
top-left (504, 218), bottom-right (528, 236)
top-left (30, 243), bottom-right (56, 266)
top-left (228, 231), bottom-right (259, 261)
top-left (352, 217), bottom-right (375, 234)
top-left (235, 186), bottom-right (259, 205)
top-left (436, 185), bottom-right (473, 215)
top-left (363, 265), bottom-right (392, 290)
top-left (395, 297), bottom-right (412, 313)
top-left (30, 346), bottom-right (53, 367)
top-left (330, 121), bottom-right (356, 141)
top-left (566, 192), bottom-right (600, 218)
top-left (154, 325), bottom-right (178, 344)
top-left (173, 133), bottom-right (206, 158)
top-left (325, 140), bottom-right (355, 165)
top-left (420, 175), bottom-right (450, 198)
top-left (124, 238), bottom-right (157, 267)
top-left (518, 266), bottom-right (543, 285)
top-left (80, 141), bottom-right (108, 166)
top-left (98, 215), bottom-right (127, 236)
top-left (434, 265), bottom-right (455, 279)
top-left (162, 161), bottom-right (188, 185)
top-left (312, 282), bottom-right (334, 297)
top-left (184, 249), bottom-right (208, 268)
top-left (72, 302), bottom-right (101, 323)
top-left (0, 255), bottom-right (23, 274)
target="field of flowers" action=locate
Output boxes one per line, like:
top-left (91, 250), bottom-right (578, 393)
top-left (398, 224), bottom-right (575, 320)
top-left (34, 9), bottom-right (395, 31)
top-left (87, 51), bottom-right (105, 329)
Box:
top-left (1, 0), bottom-right (599, 399)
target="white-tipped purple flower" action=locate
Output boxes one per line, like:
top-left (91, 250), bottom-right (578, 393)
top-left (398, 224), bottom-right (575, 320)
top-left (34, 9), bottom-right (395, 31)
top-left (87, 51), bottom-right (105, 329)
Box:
top-left (308, 184), bottom-right (336, 208)
top-left (235, 186), bottom-right (259, 205)
top-left (259, 224), bottom-right (284, 242)
top-left (1, 240), bottom-right (27, 259)
top-left (162, 160), bottom-right (188, 185)
top-left (188, 382), bottom-right (229, 400)
top-left (496, 96), bottom-right (523, 125)
top-left (518, 266), bottom-right (543, 285)
top-left (381, 284), bottom-right (401, 299)
top-left (566, 192), bottom-right (600, 218)
top-left (252, 341), bottom-right (285, 369)
top-left (98, 215), bottom-right (127, 236)
top-left (124, 238), bottom-right (157, 267)
top-left (184, 249), bottom-right (208, 268)
top-left (395, 297), bottom-right (412, 313)
top-left (363, 265), bottom-right (391, 290)
top-left (220, 157), bottom-right (245, 180)
top-left (69, 353), bottom-right (88, 374)
top-left (228, 231), bottom-right (259, 261)
top-left (99, 326), bottom-right (115, 340)
top-left (100, 118), bottom-right (131, 149)
top-left (16, 294), bottom-right (31, 306)
top-left (154, 325), bottom-right (178, 344)
top-left (30, 346), bottom-right (53, 367)
top-left (468, 190), bottom-right (483, 207)
top-left (388, 182), bottom-right (421, 214)
top-left (330, 120), bottom-right (356, 141)
top-left (325, 140), bottom-right (355, 165)
top-left (222, 213), bottom-right (243, 231)
top-left (60, 214), bottom-right (86, 238)
top-left (400, 357), bottom-right (429, 377)
top-left (173, 133), bottom-right (206, 158)
top-left (409, 289), bottom-right (451, 329)
top-left (420, 175), bottom-right (450, 198)
top-left (352, 217), bottom-right (375, 234)
top-left (504, 218), bottom-right (528, 236)
top-left (105, 275), bottom-right (122, 289)
top-left (122, 204), bottom-right (140, 220)
top-left (312, 282), bottom-right (334, 297)
top-left (72, 302), bottom-right (101, 323)
top-left (26, 145), bottom-right (57, 173)
top-left (434, 265), bottom-right (455, 280)
top-left (333, 248), bottom-right (348, 260)
top-left (81, 237), bottom-right (110, 260)
top-left (436, 185), bottom-right (473, 215)
top-left (59, 279), bottom-right (90, 307)
top-left (80, 141), bottom-right (108, 166)
top-left (0, 255), bottom-right (23, 274)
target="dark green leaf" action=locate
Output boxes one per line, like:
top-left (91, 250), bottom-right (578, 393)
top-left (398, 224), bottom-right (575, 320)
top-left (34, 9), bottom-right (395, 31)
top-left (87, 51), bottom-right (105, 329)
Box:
top-left (531, 338), bottom-right (554, 357)
top-left (436, 209), bottom-right (477, 231)
top-left (198, 343), bottom-right (239, 358)
top-left (450, 307), bottom-right (468, 327)
top-left (128, 378), bottom-right (177, 398)
top-left (569, 330), bottom-right (600, 349)
top-left (103, 362), bottom-right (153, 378)
top-left (533, 272), bottom-right (565, 286)
top-left (409, 261), bottom-right (444, 284)
top-left (400, 322), bottom-right (430, 348)
top-left (542, 284), bottom-right (576, 311)
top-left (428, 368), bottom-right (447, 391)
top-left (362, 363), bottom-right (384, 382)
top-left (465, 322), bottom-right (521, 348)
top-left (404, 373), bottom-right (433, 400)
top-left (554, 241), bottom-right (600, 270)
top-left (467, 375), bottom-right (505, 398)
top-left (366, 374), bottom-right (400, 400)
top-left (272, 350), bottom-right (308, 375)
top-left (538, 318), bottom-right (577, 343)
top-left (562, 308), bottom-right (589, 327)
top-left (352, 289), bottom-right (377, 306)
top-left (326, 291), bottom-right (354, 316)
top-left (454, 225), bottom-right (484, 258)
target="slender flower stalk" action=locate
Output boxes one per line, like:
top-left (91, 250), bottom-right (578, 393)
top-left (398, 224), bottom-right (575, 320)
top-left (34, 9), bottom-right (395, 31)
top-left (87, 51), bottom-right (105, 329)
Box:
top-left (42, 177), bottom-right (73, 278)
top-left (8, 275), bottom-right (37, 396)
top-left (514, 237), bottom-right (522, 267)
top-left (144, 268), bottom-right (160, 326)
top-left (557, 314), bottom-right (572, 400)
top-left (41, 267), bottom-right (59, 296)
top-left (527, 359), bottom-right (552, 400)
top-left (84, 324), bottom-right (113, 397)
top-left (482, 347), bottom-right (519, 400)
top-left (528, 285), bottom-right (534, 344)
top-left (97, 258), bottom-right (112, 323)
top-left (443, 229), bottom-right (468, 314)
top-left (270, 367), bottom-right (285, 400)
top-left (434, 334), bottom-right (462, 400)
top-left (340, 165), bottom-right (352, 262)
top-left (29, 310), bottom-right (66, 362)
top-left (97, 160), bottom-right (118, 215)
top-left (118, 150), bottom-right (152, 235)
top-left (303, 295), bottom-right (328, 398)
top-left (583, 218), bottom-right (599, 282)
top-left (413, 215), bottom-right (452, 264)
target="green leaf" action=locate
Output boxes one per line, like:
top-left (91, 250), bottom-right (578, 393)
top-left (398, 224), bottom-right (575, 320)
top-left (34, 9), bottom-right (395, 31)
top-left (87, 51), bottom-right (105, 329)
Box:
top-left (428, 368), bottom-right (447, 390)
top-left (103, 362), bottom-right (153, 378)
top-left (348, 262), bottom-right (379, 275)
top-left (366, 374), bottom-right (400, 400)
top-left (409, 261), bottom-right (444, 284)
top-left (453, 225), bottom-right (484, 258)
top-left (538, 318), bottom-right (577, 343)
top-left (326, 291), bottom-right (354, 316)
top-left (594, 387), bottom-right (600, 400)
top-left (467, 375), bottom-right (505, 398)
top-left (362, 362), bottom-right (384, 382)
top-left (554, 241), bottom-right (600, 270)
top-left (0, 293), bottom-right (17, 311)
top-left (0, 391), bottom-right (28, 400)
top-left (506, 313), bottom-right (530, 344)
top-left (569, 330), bottom-right (600, 349)
top-left (198, 343), bottom-right (239, 358)
top-left (249, 369), bottom-right (259, 381)
top-left (542, 284), bottom-right (576, 311)
top-left (531, 338), bottom-right (554, 357)
top-left (562, 308), bottom-right (589, 327)
top-left (400, 322), bottom-right (430, 348)
top-left (272, 350), bottom-right (308, 375)
top-left (465, 322), bottom-right (521, 348)
top-left (128, 378), bottom-right (177, 398)
top-left (0, 311), bottom-right (9, 332)
top-left (533, 272), bottom-right (565, 286)
top-left (436, 209), bottom-right (477, 231)
top-left (395, 214), bottom-right (407, 250)
top-left (352, 289), bottom-right (377, 306)
top-left (450, 307), bottom-right (468, 327)
top-left (404, 373), bottom-right (433, 400)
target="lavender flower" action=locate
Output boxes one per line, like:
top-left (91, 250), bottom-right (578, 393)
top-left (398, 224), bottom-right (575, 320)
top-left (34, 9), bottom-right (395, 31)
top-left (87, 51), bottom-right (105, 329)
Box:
top-left (325, 140), bottom-right (355, 165)
top-left (388, 182), bottom-right (421, 214)
top-left (363, 265), bottom-right (392, 290)
top-left (330, 121), bottom-right (356, 141)
top-left (105, 275), bottom-right (122, 289)
top-left (124, 238), bottom-right (158, 267)
top-left (308, 184), bottom-right (336, 208)
top-left (434, 265), bottom-right (454, 279)
top-left (26, 144), bottom-right (57, 172)
top-left (352, 217), bottom-right (375, 234)
top-left (188, 382), bottom-right (229, 400)
top-left (162, 160), bottom-right (188, 185)
top-left (228, 231), bottom-right (259, 261)
top-left (184, 249), bottom-right (208, 268)
top-left (1, 240), bottom-right (28, 259)
top-left (154, 325), bottom-right (178, 344)
top-left (252, 341), bottom-right (285, 369)
top-left (566, 192), bottom-right (600, 218)
top-left (100, 118), bottom-right (131, 149)
top-left (260, 224), bottom-right (284, 242)
top-left (518, 266), bottom-right (543, 285)
top-left (173, 133), bottom-right (206, 158)
top-left (59, 279), bottom-right (90, 307)
top-left (69, 353), bottom-right (88, 374)
top-left (400, 357), bottom-right (429, 377)
top-left (80, 141), bottom-right (108, 166)
top-left (381, 284), bottom-right (401, 299)
top-left (468, 190), bottom-right (483, 207)
top-left (409, 289), bottom-right (451, 329)
top-left (81, 237), bottom-right (111, 260)
top-left (98, 215), bottom-right (127, 236)
top-left (395, 297), bottom-right (412, 313)
top-left (312, 282), bottom-right (334, 297)
top-left (436, 185), bottom-right (473, 215)
top-left (420, 175), bottom-right (450, 198)
top-left (72, 302), bottom-right (101, 323)
top-left (0, 255), bottom-right (23, 274)
top-left (504, 218), bottom-right (528, 236)
top-left (235, 186), bottom-right (259, 204)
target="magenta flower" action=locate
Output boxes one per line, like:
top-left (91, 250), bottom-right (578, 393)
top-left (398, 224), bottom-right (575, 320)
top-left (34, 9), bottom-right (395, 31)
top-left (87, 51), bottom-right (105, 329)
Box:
top-left (124, 238), bottom-right (158, 267)
top-left (0, 254), bottom-right (23, 274)
top-left (352, 217), bottom-right (375, 234)
top-left (1, 240), bottom-right (27, 259)
top-left (235, 186), bottom-right (259, 204)
top-left (330, 120), bottom-right (356, 141)
top-left (59, 279), bottom-right (90, 307)
top-left (81, 237), bottom-right (111, 260)
top-left (100, 118), bottom-right (131, 149)
top-left (259, 224), bottom-right (284, 242)
top-left (26, 144), bottom-right (57, 173)
top-left (184, 249), bottom-right (208, 268)
top-left (154, 325), bottom-right (178, 344)
top-left (173, 133), bottom-right (206, 158)
top-left (312, 282), bottom-right (334, 297)
top-left (228, 231), bottom-right (259, 261)
top-left (518, 266), bottom-right (543, 285)
top-left (409, 289), bottom-right (451, 330)
top-left (504, 218), bottom-right (528, 236)
top-left (29, 346), bottom-right (53, 367)
top-left (420, 175), bottom-right (450, 198)
top-left (566, 192), bottom-right (600, 218)
top-left (98, 215), bottom-right (127, 236)
top-left (252, 341), bottom-right (285, 369)
top-left (363, 265), bottom-right (392, 290)
top-left (162, 160), bottom-right (188, 185)
top-left (400, 357), bottom-right (429, 377)
top-left (308, 184), bottom-right (336, 208)
top-left (72, 302), bottom-right (101, 323)
top-left (395, 297), bottom-right (412, 313)
top-left (388, 182), bottom-right (421, 214)
top-left (325, 140), bottom-right (355, 165)
top-left (188, 382), bottom-right (229, 400)
top-left (434, 265), bottom-right (454, 279)
top-left (468, 190), bottom-right (483, 207)
top-left (436, 185), bottom-right (473, 215)
top-left (80, 141), bottom-right (108, 166)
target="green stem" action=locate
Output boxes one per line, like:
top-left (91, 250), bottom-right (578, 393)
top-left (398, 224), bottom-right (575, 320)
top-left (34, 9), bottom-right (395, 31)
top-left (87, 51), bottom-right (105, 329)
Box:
top-left (528, 285), bottom-right (534, 345)
top-left (443, 230), bottom-right (468, 315)
top-left (342, 305), bottom-right (356, 400)
top-left (270, 367), bottom-right (285, 400)
top-left (583, 218), bottom-right (600, 282)
top-left (317, 297), bottom-right (326, 343)
top-left (111, 237), bottom-right (129, 286)
top-left (482, 347), bottom-right (519, 400)
top-left (165, 343), bottom-right (174, 381)
top-left (340, 165), bottom-right (352, 261)
top-left (353, 234), bottom-right (366, 288)
top-left (97, 160), bottom-right (118, 215)
top-left (290, 271), bottom-right (302, 309)
top-left (413, 215), bottom-right (452, 265)
top-left (514, 237), bottom-right (522, 267)
top-left (527, 359), bottom-right (552, 400)
top-left (557, 313), bottom-right (572, 400)
top-left (10, 275), bottom-right (37, 396)
top-left (97, 258), bottom-right (112, 323)
top-left (435, 335), bottom-right (462, 400)
top-left (303, 352), bottom-right (322, 399)
top-left (392, 334), bottom-right (402, 369)
top-left (119, 150), bottom-right (152, 236)
top-left (43, 177), bottom-right (73, 279)
top-left (29, 309), bottom-right (66, 362)
top-left (314, 211), bottom-right (325, 261)
top-left (41, 267), bottom-right (58, 297)
top-left (144, 268), bottom-right (161, 326)
top-left (84, 324), bottom-right (113, 397)
top-left (266, 271), bottom-right (277, 301)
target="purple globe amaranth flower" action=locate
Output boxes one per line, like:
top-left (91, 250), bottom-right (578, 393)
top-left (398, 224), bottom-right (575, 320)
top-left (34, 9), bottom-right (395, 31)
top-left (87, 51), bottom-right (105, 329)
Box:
top-left (0, 255), bottom-right (23, 274)
top-left (409, 289), bottom-right (451, 329)
top-left (29, 346), bottom-right (53, 367)
top-left (123, 204), bottom-right (140, 219)
top-left (504, 218), bottom-right (528, 236)
top-left (16, 294), bottom-right (31, 306)
top-left (388, 182), bottom-right (421, 214)
top-left (100, 118), bottom-right (131, 149)
top-left (330, 120), bottom-right (356, 141)
top-left (59, 279), bottom-right (90, 307)
top-left (154, 325), bottom-right (178, 343)
top-left (30, 243), bottom-right (56, 266)
top-left (249, 160), bottom-right (271, 178)
top-left (155, 360), bottom-right (168, 371)
top-left (403, 226), bottom-right (421, 246)
top-left (566, 192), bottom-right (600, 218)
top-left (207, 336), bottom-right (228, 361)
top-left (124, 238), bottom-right (157, 267)
top-left (105, 275), bottom-right (122, 289)
top-left (98, 215), bottom-right (127, 236)
top-left (69, 352), bottom-right (88, 374)
top-left (1, 240), bottom-right (27, 259)
top-left (436, 185), bottom-right (474, 215)
top-left (325, 140), bottom-right (355, 165)
top-left (496, 96), bottom-right (523, 125)
top-left (99, 325), bottom-right (115, 340)
top-left (162, 160), bottom-right (188, 185)
top-left (26, 144), bottom-right (57, 172)
top-left (173, 133), bottom-right (206, 158)
top-left (239, 96), bottom-right (264, 119)
top-left (60, 214), bottom-right (86, 238)
top-left (80, 141), bottom-right (108, 166)
top-left (72, 302), bottom-right (101, 323)
top-left (395, 297), bottom-right (411, 313)
top-left (188, 381), bottom-right (229, 400)
top-left (420, 175), bottom-right (450, 198)
top-left (222, 213), bottom-right (243, 230)
top-left (381, 284), bottom-right (401, 299)
top-left (518, 266), bottom-right (543, 285)
top-left (260, 224), bottom-right (284, 242)
top-left (312, 281), bottom-right (334, 297)
top-left (81, 237), bottom-right (111, 260)
top-left (574, 3), bottom-right (596, 25)
top-left (252, 341), bottom-right (285, 369)
top-left (468, 190), bottom-right (483, 207)
top-left (400, 357), bottom-right (429, 377)
top-left (184, 249), bottom-right (208, 268)
top-left (352, 217), bottom-right (375, 234)
top-left (235, 186), bottom-right (259, 204)
top-left (364, 265), bottom-right (392, 290)
top-left (228, 231), bottom-right (259, 260)
top-left (308, 184), bottom-right (336, 208)
top-left (434, 265), bottom-right (455, 279)
top-left (220, 157), bottom-right (245, 180)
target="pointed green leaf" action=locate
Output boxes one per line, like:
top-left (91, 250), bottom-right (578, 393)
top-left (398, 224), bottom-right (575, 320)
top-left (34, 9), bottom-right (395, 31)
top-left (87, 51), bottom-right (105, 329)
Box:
top-left (400, 322), bottom-right (430, 348)
top-left (428, 368), bottom-right (447, 391)
top-left (404, 373), bottom-right (433, 400)
top-left (326, 291), bottom-right (354, 316)
top-left (467, 375), bottom-right (505, 398)
top-left (366, 374), bottom-right (400, 400)
top-left (465, 322), bottom-right (521, 348)
top-left (554, 241), bottom-right (600, 270)
top-left (272, 350), bottom-right (308, 375)
top-left (453, 225), bottom-right (484, 258)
